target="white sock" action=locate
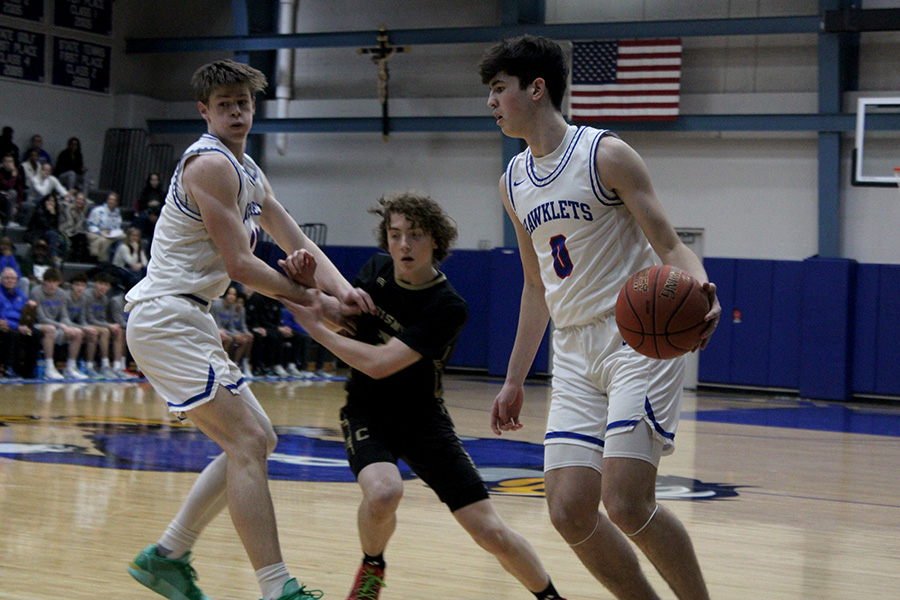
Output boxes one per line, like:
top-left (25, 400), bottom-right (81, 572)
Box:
top-left (157, 520), bottom-right (199, 560)
top-left (256, 562), bottom-right (291, 600)
top-left (66, 359), bottom-right (77, 370)
top-left (113, 360), bottom-right (123, 370)
top-left (101, 358), bottom-right (110, 368)
top-left (45, 358), bottom-right (55, 369)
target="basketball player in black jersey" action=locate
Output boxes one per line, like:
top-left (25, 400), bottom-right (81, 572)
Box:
top-left (281, 191), bottom-right (566, 600)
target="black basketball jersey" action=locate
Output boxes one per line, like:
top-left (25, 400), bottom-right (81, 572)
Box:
top-left (345, 253), bottom-right (468, 411)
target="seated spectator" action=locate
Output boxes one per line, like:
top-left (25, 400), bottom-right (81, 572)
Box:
top-left (0, 236), bottom-right (21, 278)
top-left (65, 271), bottom-right (103, 378)
top-left (245, 288), bottom-right (293, 377)
top-left (134, 202), bottom-right (161, 250)
top-left (211, 285), bottom-right (253, 378)
top-left (0, 152), bottom-right (25, 226)
top-left (28, 162), bottom-right (70, 203)
top-left (26, 192), bottom-right (66, 264)
top-left (19, 239), bottom-right (54, 284)
top-left (20, 134), bottom-right (52, 166)
top-left (60, 190), bottom-right (91, 263)
top-left (0, 266), bottom-right (40, 378)
top-left (280, 306), bottom-right (315, 378)
top-left (22, 150), bottom-right (43, 200)
top-left (86, 192), bottom-right (125, 261)
top-left (0, 127), bottom-right (18, 166)
top-left (136, 172), bottom-right (165, 212)
top-left (83, 271), bottom-right (132, 379)
top-left (30, 267), bottom-right (88, 380)
top-left (111, 227), bottom-right (148, 285)
top-left (54, 137), bottom-right (88, 194)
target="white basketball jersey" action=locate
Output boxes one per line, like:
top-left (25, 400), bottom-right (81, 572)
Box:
top-left (506, 125), bottom-right (657, 328)
top-left (126, 134), bottom-right (263, 305)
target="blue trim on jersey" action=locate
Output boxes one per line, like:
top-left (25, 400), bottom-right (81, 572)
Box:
top-left (505, 154), bottom-right (519, 212)
top-left (167, 365), bottom-right (216, 409)
top-left (545, 430), bottom-right (605, 447)
top-left (590, 130), bottom-right (623, 206)
top-left (524, 126), bottom-right (588, 188)
top-left (171, 141), bottom-right (245, 220)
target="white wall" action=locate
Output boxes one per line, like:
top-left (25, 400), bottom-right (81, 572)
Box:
top-left (3, 0), bottom-right (899, 264)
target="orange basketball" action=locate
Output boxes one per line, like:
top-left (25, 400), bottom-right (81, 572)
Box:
top-left (615, 265), bottom-right (710, 359)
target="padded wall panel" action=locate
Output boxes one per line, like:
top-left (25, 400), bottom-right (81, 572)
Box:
top-left (799, 258), bottom-right (856, 401)
top-left (442, 250), bottom-right (490, 368)
top-left (768, 261), bottom-right (802, 388)
top-left (730, 260), bottom-right (774, 386)
top-left (875, 265), bottom-right (900, 395)
top-left (852, 264), bottom-right (880, 394)
top-left (698, 258), bottom-right (735, 384)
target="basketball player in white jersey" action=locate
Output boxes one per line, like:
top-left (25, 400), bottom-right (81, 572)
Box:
top-left (124, 60), bottom-right (373, 600)
top-left (479, 36), bottom-right (721, 599)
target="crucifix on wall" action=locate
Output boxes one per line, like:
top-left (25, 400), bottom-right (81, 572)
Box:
top-left (358, 25), bottom-right (409, 141)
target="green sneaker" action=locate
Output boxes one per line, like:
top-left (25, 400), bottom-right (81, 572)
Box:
top-left (267, 578), bottom-right (324, 600)
top-left (127, 544), bottom-right (209, 600)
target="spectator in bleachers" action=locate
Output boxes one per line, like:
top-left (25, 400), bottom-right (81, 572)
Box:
top-left (0, 266), bottom-right (40, 378)
top-left (60, 190), bottom-right (92, 263)
top-left (0, 237), bottom-right (21, 278)
top-left (26, 192), bottom-right (66, 264)
top-left (112, 227), bottom-right (148, 283)
top-left (65, 271), bottom-right (104, 379)
top-left (20, 134), bottom-right (52, 165)
top-left (136, 172), bottom-right (165, 212)
top-left (83, 271), bottom-right (132, 378)
top-left (134, 201), bottom-right (161, 250)
top-left (21, 149), bottom-right (43, 206)
top-left (86, 191), bottom-right (126, 261)
top-left (30, 267), bottom-right (88, 380)
top-left (245, 288), bottom-right (293, 377)
top-left (0, 152), bottom-right (25, 226)
top-left (280, 306), bottom-right (315, 378)
top-left (54, 137), bottom-right (88, 194)
top-left (28, 162), bottom-right (70, 203)
top-left (212, 285), bottom-right (254, 378)
top-left (0, 127), bottom-right (18, 166)
top-left (19, 239), bottom-right (54, 284)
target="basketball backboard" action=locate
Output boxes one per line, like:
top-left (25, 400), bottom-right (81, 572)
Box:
top-left (853, 97), bottom-right (900, 187)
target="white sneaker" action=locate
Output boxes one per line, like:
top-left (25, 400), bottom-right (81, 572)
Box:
top-left (286, 363), bottom-right (303, 377)
top-left (65, 366), bottom-right (89, 380)
top-left (44, 366), bottom-right (65, 380)
top-left (115, 368), bottom-right (136, 380)
top-left (101, 366), bottom-right (118, 379)
top-left (241, 364), bottom-right (254, 378)
top-left (85, 364), bottom-right (102, 379)
top-left (273, 364), bottom-right (289, 378)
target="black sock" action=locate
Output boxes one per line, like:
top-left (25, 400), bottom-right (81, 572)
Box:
top-left (534, 580), bottom-right (561, 600)
top-left (363, 553), bottom-right (385, 570)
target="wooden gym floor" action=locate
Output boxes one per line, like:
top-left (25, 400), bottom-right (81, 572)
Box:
top-left (1, 374), bottom-right (898, 599)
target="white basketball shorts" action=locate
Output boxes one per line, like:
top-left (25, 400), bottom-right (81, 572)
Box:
top-left (125, 295), bottom-right (248, 413)
top-left (545, 311), bottom-right (685, 472)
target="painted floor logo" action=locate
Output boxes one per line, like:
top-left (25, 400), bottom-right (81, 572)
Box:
top-left (0, 417), bottom-right (741, 500)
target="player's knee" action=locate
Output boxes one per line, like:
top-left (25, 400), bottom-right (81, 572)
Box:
top-left (363, 479), bottom-right (403, 516)
top-left (602, 491), bottom-right (653, 534)
top-left (470, 520), bottom-right (513, 556)
top-left (547, 497), bottom-right (596, 539)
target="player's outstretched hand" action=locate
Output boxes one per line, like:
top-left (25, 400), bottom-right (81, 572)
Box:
top-left (339, 286), bottom-right (375, 315)
top-left (698, 281), bottom-right (721, 350)
top-left (491, 383), bottom-right (525, 436)
top-left (278, 249), bottom-right (317, 288)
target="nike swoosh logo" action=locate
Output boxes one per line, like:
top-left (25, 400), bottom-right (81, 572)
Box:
top-left (513, 179), bottom-right (526, 186)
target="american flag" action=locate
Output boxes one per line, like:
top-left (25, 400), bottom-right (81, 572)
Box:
top-left (569, 38), bottom-right (682, 122)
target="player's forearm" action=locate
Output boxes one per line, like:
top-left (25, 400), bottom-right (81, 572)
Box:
top-left (658, 243), bottom-right (709, 284)
top-left (228, 253), bottom-right (313, 305)
top-left (505, 283), bottom-right (550, 386)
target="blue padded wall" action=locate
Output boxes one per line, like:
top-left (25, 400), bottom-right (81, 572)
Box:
top-left (442, 250), bottom-right (490, 368)
top-left (488, 248), bottom-right (550, 377)
top-left (852, 264), bottom-right (879, 394)
top-left (875, 265), bottom-right (900, 395)
top-left (730, 260), bottom-right (775, 386)
top-left (799, 258), bottom-right (857, 401)
top-left (698, 258), bottom-right (735, 384)
top-left (767, 261), bottom-right (803, 388)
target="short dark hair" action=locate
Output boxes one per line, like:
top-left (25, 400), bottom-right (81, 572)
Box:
top-left (369, 191), bottom-right (458, 264)
top-left (70, 272), bottom-right (88, 285)
top-left (191, 59), bottom-right (268, 104)
top-left (42, 267), bottom-right (62, 283)
top-left (93, 272), bottom-right (115, 284)
top-left (478, 35), bottom-right (569, 111)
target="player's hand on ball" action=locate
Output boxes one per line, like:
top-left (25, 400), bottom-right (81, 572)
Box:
top-left (278, 249), bottom-right (317, 288)
top-left (698, 281), bottom-right (721, 350)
